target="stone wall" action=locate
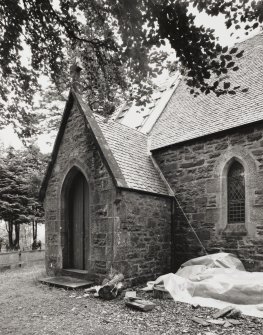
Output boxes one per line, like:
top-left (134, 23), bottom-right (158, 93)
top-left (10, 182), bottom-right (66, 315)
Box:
top-left (44, 102), bottom-right (117, 277)
top-left (113, 190), bottom-right (172, 284)
top-left (0, 250), bottom-right (45, 270)
top-left (154, 123), bottom-right (263, 271)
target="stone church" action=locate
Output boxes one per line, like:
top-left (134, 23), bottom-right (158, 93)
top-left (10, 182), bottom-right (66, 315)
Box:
top-left (40, 33), bottom-right (263, 283)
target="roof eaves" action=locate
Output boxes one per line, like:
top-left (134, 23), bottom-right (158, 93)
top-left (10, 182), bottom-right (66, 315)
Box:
top-left (150, 117), bottom-right (263, 152)
top-left (117, 185), bottom-right (174, 198)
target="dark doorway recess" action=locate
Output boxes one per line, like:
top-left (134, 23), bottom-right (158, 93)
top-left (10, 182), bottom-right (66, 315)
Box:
top-left (64, 170), bottom-right (89, 270)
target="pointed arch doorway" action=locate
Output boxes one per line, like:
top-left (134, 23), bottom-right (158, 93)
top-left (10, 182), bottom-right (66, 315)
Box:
top-left (63, 168), bottom-right (89, 270)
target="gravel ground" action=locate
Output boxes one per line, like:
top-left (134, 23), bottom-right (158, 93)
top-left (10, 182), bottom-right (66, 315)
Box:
top-left (0, 265), bottom-right (262, 335)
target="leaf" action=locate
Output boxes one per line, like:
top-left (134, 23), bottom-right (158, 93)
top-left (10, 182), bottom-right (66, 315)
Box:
top-left (227, 61), bottom-right (235, 68)
top-left (230, 47), bottom-right (238, 54)
top-left (241, 88), bottom-right (249, 93)
top-left (232, 66), bottom-right (239, 71)
top-left (226, 19), bottom-right (232, 28)
top-left (216, 44), bottom-right (222, 52)
top-left (222, 46), bottom-right (228, 53)
top-left (236, 51), bottom-right (244, 58)
top-left (213, 80), bottom-right (219, 88)
top-left (221, 60), bottom-right (226, 68)
top-left (224, 55), bottom-right (232, 61)
top-left (224, 82), bottom-right (231, 89)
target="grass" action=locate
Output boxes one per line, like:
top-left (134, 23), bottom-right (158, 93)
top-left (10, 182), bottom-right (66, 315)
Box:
top-left (0, 264), bottom-right (124, 335)
top-left (0, 264), bottom-right (46, 284)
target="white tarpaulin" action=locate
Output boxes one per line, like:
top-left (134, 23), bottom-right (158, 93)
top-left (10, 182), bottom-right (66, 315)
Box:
top-left (154, 253), bottom-right (263, 318)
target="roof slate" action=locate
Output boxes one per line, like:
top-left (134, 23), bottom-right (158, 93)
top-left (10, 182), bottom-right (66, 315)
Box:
top-left (94, 115), bottom-right (170, 195)
top-left (150, 33), bottom-right (263, 150)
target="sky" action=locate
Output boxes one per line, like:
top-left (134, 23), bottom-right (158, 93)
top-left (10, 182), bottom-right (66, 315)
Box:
top-left (0, 8), bottom-right (259, 154)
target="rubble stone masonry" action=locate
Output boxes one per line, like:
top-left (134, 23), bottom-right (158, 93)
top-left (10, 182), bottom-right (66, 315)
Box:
top-left (154, 123), bottom-right (263, 271)
top-left (114, 190), bottom-right (171, 284)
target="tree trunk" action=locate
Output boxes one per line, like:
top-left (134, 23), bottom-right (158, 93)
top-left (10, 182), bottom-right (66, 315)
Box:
top-left (6, 222), bottom-right (14, 250)
top-left (32, 220), bottom-right (39, 249)
top-left (14, 224), bottom-right (20, 250)
top-left (32, 220), bottom-right (37, 241)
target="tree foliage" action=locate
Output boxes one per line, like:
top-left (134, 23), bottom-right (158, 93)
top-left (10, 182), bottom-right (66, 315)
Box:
top-left (0, 0), bottom-right (262, 135)
top-left (0, 146), bottom-right (48, 249)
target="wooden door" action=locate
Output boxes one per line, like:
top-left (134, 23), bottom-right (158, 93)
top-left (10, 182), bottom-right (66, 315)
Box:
top-left (69, 172), bottom-right (89, 269)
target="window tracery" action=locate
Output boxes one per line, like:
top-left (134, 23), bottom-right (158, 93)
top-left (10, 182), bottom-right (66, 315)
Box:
top-left (227, 161), bottom-right (245, 224)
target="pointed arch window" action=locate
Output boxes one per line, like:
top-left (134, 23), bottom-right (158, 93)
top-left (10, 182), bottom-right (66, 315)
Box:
top-left (228, 161), bottom-right (245, 224)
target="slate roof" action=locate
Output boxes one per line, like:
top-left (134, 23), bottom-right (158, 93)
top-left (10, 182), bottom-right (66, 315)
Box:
top-left (94, 114), bottom-right (171, 195)
top-left (150, 33), bottom-right (263, 150)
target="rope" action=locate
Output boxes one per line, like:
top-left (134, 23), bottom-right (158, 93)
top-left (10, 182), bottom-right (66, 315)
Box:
top-left (173, 196), bottom-right (208, 255)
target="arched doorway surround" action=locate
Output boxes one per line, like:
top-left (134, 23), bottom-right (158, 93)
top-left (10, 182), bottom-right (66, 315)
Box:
top-left (61, 166), bottom-right (90, 270)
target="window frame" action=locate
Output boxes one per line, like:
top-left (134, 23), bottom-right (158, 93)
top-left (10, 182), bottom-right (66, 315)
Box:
top-left (227, 160), bottom-right (245, 224)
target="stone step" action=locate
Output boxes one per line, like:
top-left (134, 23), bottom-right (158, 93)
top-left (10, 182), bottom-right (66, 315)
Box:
top-left (61, 268), bottom-right (96, 281)
top-left (39, 276), bottom-right (94, 290)
top-left (63, 268), bottom-right (88, 276)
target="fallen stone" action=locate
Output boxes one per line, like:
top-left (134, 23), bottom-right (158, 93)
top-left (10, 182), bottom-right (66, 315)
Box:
top-left (223, 321), bottom-right (233, 328)
top-left (125, 291), bottom-right (137, 299)
top-left (212, 306), bottom-right (235, 319)
top-left (191, 316), bottom-right (209, 326)
top-left (228, 319), bottom-right (242, 325)
top-left (125, 299), bottom-right (156, 312)
top-left (207, 319), bottom-right (225, 325)
top-left (226, 308), bottom-right (241, 319)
